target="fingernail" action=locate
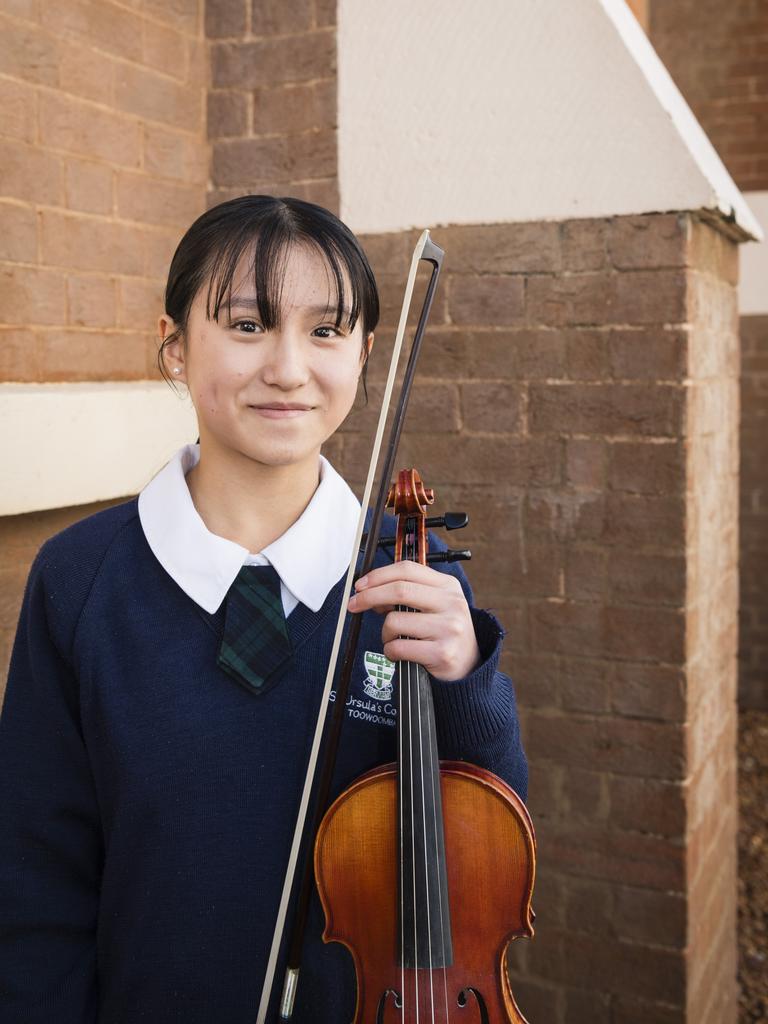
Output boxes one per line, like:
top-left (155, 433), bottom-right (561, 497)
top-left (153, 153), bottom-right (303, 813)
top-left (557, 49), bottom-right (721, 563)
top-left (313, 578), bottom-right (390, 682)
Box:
top-left (348, 594), bottom-right (358, 608)
top-left (355, 576), bottom-right (368, 590)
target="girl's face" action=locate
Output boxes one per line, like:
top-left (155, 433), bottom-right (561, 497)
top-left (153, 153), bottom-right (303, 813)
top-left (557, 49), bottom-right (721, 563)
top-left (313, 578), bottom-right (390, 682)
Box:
top-left (161, 244), bottom-right (372, 472)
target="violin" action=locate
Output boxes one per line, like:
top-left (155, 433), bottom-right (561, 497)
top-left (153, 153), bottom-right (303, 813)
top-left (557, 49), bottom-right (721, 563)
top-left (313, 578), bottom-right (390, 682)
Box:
top-left (314, 468), bottom-right (536, 1022)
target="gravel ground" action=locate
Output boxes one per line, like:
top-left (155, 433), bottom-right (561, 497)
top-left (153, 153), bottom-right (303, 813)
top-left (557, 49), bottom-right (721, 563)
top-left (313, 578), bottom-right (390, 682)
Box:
top-left (739, 709), bottom-right (768, 1022)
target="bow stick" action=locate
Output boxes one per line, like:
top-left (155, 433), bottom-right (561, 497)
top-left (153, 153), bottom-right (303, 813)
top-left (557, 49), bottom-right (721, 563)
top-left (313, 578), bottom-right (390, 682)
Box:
top-left (256, 230), bottom-right (445, 1023)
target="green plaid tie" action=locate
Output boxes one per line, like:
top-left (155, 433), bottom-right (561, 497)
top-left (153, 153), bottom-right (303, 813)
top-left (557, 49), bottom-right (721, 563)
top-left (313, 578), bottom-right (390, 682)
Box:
top-left (217, 565), bottom-right (292, 694)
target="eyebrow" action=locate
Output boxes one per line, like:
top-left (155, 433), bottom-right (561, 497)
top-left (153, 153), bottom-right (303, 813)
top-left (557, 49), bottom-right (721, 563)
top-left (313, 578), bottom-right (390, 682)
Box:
top-left (228, 296), bottom-right (353, 319)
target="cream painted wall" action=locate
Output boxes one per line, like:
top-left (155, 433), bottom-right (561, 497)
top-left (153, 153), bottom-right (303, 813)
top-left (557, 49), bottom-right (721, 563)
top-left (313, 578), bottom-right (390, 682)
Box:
top-left (740, 193), bottom-right (768, 316)
top-left (338, 0), bottom-right (762, 241)
top-left (2, 383), bottom-right (198, 516)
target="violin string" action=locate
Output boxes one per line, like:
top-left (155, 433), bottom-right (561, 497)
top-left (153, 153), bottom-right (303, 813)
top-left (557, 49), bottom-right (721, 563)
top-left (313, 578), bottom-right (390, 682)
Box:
top-left (424, 676), bottom-right (450, 1023)
top-left (413, 525), bottom-right (441, 1024)
top-left (405, 532), bottom-right (417, 1019)
top-left (398, 657), bottom-right (405, 1021)
top-left (404, 526), bottom-right (422, 1022)
top-left (414, 524), bottom-right (449, 1024)
top-left (408, 525), bottom-right (436, 1023)
top-left (407, 656), bottom-right (420, 1021)
top-left (411, 647), bottom-right (436, 1024)
top-left (412, 644), bottom-right (436, 1022)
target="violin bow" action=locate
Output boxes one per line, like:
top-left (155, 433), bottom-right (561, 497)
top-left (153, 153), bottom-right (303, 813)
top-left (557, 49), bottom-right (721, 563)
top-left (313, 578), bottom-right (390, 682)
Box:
top-left (256, 230), bottom-right (445, 1023)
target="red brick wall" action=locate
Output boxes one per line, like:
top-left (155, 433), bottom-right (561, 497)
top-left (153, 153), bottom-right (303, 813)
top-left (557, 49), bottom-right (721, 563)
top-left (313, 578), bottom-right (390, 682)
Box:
top-left (0, 0), bottom-right (207, 386)
top-left (740, 316), bottom-right (768, 707)
top-left (649, 0), bottom-right (768, 710)
top-left (330, 213), bottom-right (739, 1023)
top-left (206, 0), bottom-right (338, 212)
top-left (650, 0), bottom-right (768, 193)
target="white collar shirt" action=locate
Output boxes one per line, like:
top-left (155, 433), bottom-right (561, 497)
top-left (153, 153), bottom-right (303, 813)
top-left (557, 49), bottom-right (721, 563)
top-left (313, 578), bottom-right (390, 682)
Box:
top-left (137, 444), bottom-right (361, 617)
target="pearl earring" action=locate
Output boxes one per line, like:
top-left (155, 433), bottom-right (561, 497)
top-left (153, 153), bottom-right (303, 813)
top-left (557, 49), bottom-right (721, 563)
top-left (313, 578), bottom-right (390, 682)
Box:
top-left (173, 368), bottom-right (181, 375)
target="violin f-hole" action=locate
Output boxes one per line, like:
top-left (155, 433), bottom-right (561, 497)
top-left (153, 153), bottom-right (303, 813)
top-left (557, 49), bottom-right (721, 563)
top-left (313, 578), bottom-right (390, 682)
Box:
top-left (458, 987), bottom-right (490, 1023)
top-left (376, 988), bottom-right (401, 1023)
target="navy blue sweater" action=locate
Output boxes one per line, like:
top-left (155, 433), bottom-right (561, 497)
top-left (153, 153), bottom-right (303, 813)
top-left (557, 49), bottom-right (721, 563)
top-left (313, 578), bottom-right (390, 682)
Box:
top-left (0, 499), bottom-right (527, 1023)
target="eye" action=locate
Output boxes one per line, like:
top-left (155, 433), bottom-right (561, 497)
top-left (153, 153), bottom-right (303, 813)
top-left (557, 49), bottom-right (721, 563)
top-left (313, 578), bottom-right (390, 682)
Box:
top-left (312, 325), bottom-right (344, 339)
top-left (232, 319), bottom-right (261, 334)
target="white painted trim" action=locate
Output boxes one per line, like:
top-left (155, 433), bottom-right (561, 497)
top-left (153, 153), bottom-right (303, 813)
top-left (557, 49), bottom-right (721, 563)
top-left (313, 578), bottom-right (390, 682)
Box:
top-left (740, 192), bottom-right (768, 316)
top-left (1, 382), bottom-right (198, 516)
top-left (338, 0), bottom-right (763, 241)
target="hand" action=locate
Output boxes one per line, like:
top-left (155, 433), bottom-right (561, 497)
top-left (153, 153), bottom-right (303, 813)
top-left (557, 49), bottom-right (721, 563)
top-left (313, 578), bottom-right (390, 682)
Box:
top-left (347, 560), bottom-right (481, 682)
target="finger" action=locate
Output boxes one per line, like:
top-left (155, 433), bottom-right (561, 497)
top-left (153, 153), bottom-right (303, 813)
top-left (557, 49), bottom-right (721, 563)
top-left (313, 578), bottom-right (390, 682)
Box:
top-left (382, 636), bottom-right (442, 667)
top-left (355, 560), bottom-right (460, 594)
top-left (383, 631), bottom-right (480, 680)
top-left (349, 578), bottom-right (463, 616)
top-left (381, 611), bottom-right (443, 644)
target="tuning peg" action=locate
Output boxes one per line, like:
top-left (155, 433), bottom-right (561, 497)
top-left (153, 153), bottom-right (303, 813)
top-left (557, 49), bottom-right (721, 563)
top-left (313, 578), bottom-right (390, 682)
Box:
top-left (425, 512), bottom-right (469, 531)
top-left (427, 548), bottom-right (472, 564)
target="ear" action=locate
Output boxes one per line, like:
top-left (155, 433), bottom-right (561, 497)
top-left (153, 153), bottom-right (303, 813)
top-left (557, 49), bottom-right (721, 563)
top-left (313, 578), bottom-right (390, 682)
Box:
top-left (159, 314), bottom-right (186, 382)
top-left (361, 331), bottom-right (374, 366)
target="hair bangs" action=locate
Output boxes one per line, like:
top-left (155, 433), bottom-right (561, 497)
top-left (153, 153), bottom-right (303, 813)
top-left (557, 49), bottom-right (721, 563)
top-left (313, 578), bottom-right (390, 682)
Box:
top-left (205, 220), bottom-right (366, 338)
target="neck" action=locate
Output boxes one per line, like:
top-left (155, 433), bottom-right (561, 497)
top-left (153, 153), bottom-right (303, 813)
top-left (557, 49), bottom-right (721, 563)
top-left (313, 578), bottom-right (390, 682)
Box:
top-left (185, 442), bottom-right (322, 554)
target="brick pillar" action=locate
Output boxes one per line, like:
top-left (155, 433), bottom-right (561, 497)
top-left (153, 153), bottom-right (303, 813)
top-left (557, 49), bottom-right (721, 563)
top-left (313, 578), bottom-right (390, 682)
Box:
top-left (340, 211), bottom-right (740, 1022)
top-left (683, 221), bottom-right (739, 1024)
top-left (648, 0), bottom-right (768, 709)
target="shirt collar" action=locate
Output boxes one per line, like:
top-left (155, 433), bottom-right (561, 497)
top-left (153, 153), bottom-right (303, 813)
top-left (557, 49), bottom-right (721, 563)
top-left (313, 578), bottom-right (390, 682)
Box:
top-left (138, 444), bottom-right (361, 614)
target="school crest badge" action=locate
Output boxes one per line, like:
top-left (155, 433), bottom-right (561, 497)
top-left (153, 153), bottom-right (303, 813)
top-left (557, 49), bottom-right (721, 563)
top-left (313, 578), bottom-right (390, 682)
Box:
top-left (363, 651), bottom-right (395, 701)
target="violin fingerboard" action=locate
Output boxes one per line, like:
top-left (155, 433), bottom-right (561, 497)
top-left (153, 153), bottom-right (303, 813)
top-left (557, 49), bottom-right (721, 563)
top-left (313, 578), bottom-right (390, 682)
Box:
top-left (398, 660), bottom-right (454, 970)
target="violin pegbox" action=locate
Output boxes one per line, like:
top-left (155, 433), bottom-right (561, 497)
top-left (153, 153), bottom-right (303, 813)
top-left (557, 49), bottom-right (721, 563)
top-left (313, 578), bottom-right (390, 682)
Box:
top-left (384, 468), bottom-right (471, 566)
top-left (385, 468), bottom-right (432, 566)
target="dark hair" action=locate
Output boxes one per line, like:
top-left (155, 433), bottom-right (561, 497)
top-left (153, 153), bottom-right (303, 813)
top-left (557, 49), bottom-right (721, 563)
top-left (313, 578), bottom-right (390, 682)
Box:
top-left (158, 194), bottom-right (380, 393)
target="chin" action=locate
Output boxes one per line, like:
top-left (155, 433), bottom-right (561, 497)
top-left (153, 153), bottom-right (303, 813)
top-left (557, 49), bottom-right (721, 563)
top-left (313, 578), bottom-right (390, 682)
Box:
top-left (241, 442), bottom-right (319, 468)
top-left (205, 424), bottom-right (326, 470)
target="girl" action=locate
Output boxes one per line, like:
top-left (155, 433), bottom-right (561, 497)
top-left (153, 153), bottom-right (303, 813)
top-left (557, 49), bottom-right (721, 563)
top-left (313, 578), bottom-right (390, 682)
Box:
top-left (0, 196), bottom-right (527, 1023)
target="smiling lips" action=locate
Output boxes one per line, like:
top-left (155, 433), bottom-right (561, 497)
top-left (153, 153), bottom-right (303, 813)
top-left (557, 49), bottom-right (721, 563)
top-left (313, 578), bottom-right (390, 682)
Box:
top-left (250, 403), bottom-right (314, 418)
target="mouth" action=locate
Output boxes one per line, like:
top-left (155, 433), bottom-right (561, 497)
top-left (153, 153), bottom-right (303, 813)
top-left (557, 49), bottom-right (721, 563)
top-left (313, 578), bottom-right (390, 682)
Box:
top-left (249, 403), bottom-right (314, 418)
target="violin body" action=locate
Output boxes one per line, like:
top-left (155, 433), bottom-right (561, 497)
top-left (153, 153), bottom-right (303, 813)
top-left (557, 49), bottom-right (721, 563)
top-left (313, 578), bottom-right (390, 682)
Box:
top-left (315, 758), bottom-right (535, 1023)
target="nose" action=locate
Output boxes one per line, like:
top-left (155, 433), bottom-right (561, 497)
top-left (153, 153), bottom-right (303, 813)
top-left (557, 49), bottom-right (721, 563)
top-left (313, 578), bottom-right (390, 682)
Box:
top-left (261, 328), bottom-right (310, 391)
